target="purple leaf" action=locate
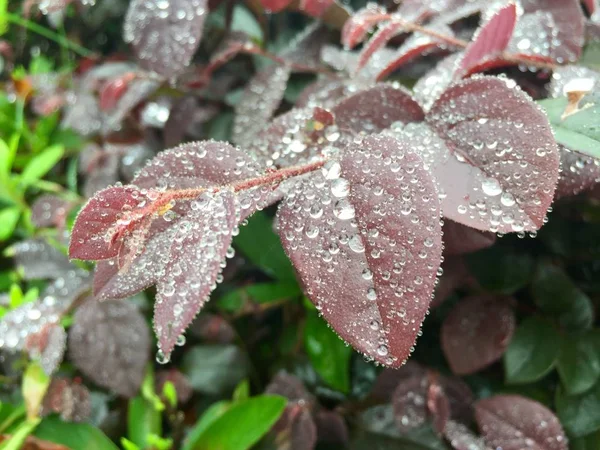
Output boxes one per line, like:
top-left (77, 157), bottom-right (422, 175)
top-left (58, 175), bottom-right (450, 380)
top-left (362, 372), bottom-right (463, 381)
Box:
top-left (424, 76), bottom-right (559, 233)
top-left (413, 53), bottom-right (460, 111)
top-left (12, 239), bottom-right (75, 280)
top-left (25, 324), bottom-right (67, 376)
top-left (443, 220), bottom-right (496, 256)
top-left (232, 64), bottom-right (291, 146)
top-left (68, 298), bottom-right (150, 397)
top-left (455, 2), bottom-right (518, 79)
top-left (41, 378), bottom-right (91, 423)
top-left (315, 410), bottom-right (349, 446)
top-left (357, 21), bottom-right (407, 71)
top-left (79, 144), bottom-right (120, 198)
top-left (441, 295), bottom-right (515, 375)
top-left (154, 191), bottom-right (237, 356)
top-left (266, 371), bottom-right (314, 404)
top-left (277, 134), bottom-right (442, 367)
top-left (375, 24), bottom-right (455, 81)
top-left (556, 146), bottom-right (600, 199)
top-left (164, 97), bottom-right (211, 148)
top-left (392, 374), bottom-right (428, 432)
top-left (443, 420), bottom-right (490, 450)
top-left (507, 0), bottom-right (585, 64)
top-left (475, 395), bottom-right (568, 450)
top-left (341, 4), bottom-right (388, 49)
top-left (123, 0), bottom-right (208, 78)
top-left (296, 77), bottom-right (369, 109)
top-left (280, 23), bottom-right (333, 71)
top-left (332, 84), bottom-right (424, 140)
top-left (31, 195), bottom-right (71, 228)
top-left (432, 256), bottom-right (472, 308)
top-left (102, 77), bottom-right (160, 134)
top-left (300, 0), bottom-right (334, 18)
top-left (189, 313), bottom-right (237, 344)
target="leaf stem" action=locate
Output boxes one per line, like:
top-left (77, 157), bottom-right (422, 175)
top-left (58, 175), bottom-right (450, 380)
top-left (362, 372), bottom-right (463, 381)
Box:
top-left (6, 12), bottom-right (94, 58)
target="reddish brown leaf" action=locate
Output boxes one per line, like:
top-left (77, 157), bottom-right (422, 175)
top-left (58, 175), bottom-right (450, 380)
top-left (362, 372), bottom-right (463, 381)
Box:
top-left (475, 395), bottom-right (567, 450)
top-left (69, 298), bottom-right (150, 397)
top-left (432, 256), bottom-right (471, 308)
top-left (556, 146), bottom-right (600, 199)
top-left (341, 4), bottom-right (388, 49)
top-left (277, 134), bottom-right (442, 366)
top-left (189, 313), bottom-right (236, 344)
top-left (315, 410), bottom-right (349, 445)
top-left (300, 0), bottom-right (334, 17)
top-left (444, 420), bottom-right (490, 450)
top-left (442, 295), bottom-right (515, 375)
top-left (41, 378), bottom-right (91, 422)
top-left (266, 371), bottom-right (314, 404)
top-left (99, 73), bottom-right (136, 111)
top-left (425, 76), bottom-right (560, 233)
top-left (456, 2), bottom-right (517, 79)
top-left (428, 380), bottom-right (451, 434)
top-left (12, 239), bottom-right (75, 280)
top-left (26, 324), bottom-right (67, 376)
top-left (357, 21), bottom-right (406, 71)
top-left (443, 220), bottom-right (496, 256)
top-left (392, 375), bottom-right (429, 432)
top-left (31, 195), bottom-right (71, 228)
top-left (123, 0), bottom-right (208, 78)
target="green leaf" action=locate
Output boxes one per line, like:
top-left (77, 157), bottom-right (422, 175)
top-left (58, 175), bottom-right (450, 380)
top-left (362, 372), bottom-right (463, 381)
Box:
top-left (557, 382), bottom-right (600, 437)
top-left (0, 0), bottom-right (7, 35)
top-left (572, 430), bottom-right (600, 450)
top-left (120, 438), bottom-right (141, 450)
top-left (22, 363), bottom-right (50, 420)
top-left (182, 345), bottom-right (248, 395)
top-left (217, 282), bottom-right (301, 312)
top-left (35, 417), bottom-right (119, 450)
top-left (128, 396), bottom-right (161, 449)
top-left (0, 207), bottom-right (20, 241)
top-left (8, 284), bottom-right (23, 309)
top-left (504, 317), bottom-right (561, 384)
top-left (162, 381), bottom-right (177, 409)
top-left (538, 94), bottom-right (600, 159)
top-left (19, 144), bottom-right (64, 187)
top-left (304, 311), bottom-right (352, 393)
top-left (0, 418), bottom-right (40, 450)
top-left (466, 245), bottom-right (535, 294)
top-left (580, 41), bottom-right (600, 71)
top-left (557, 332), bottom-right (600, 395)
top-left (233, 380), bottom-right (250, 402)
top-left (532, 262), bottom-right (594, 331)
top-left (235, 212), bottom-right (297, 282)
top-left (208, 112), bottom-right (234, 142)
top-left (182, 401), bottom-right (230, 450)
top-left (191, 396), bottom-right (286, 450)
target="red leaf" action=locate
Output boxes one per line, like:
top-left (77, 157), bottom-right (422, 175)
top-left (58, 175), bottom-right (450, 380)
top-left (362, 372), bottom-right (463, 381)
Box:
top-left (204, 32), bottom-right (260, 78)
top-left (31, 195), bottom-right (71, 228)
top-left (443, 220), bottom-right (496, 256)
top-left (507, 0), bottom-right (585, 64)
top-left (260, 0), bottom-right (293, 13)
top-left (341, 4), bottom-right (388, 49)
top-left (428, 380), bottom-right (451, 434)
top-left (69, 298), bottom-right (150, 397)
top-left (556, 146), bottom-right (600, 199)
top-left (357, 21), bottom-right (406, 71)
top-left (413, 53), bottom-right (460, 111)
top-left (392, 375), bottom-right (429, 432)
top-left (123, 0), bottom-right (208, 78)
top-left (376, 24), bottom-right (455, 81)
top-left (26, 324), bottom-right (67, 376)
top-left (456, 2), bottom-right (518, 79)
top-left (300, 0), bottom-right (334, 17)
top-left (475, 395), bottom-right (568, 450)
top-left (425, 76), bottom-right (559, 233)
top-left (584, 0), bottom-right (597, 14)
top-left (41, 378), bottom-right (91, 423)
top-left (332, 84), bottom-right (424, 141)
top-left (432, 256), bottom-right (472, 308)
top-left (277, 134), bottom-right (442, 366)
top-left (154, 191), bottom-right (237, 356)
top-left (232, 64), bottom-right (291, 146)
top-left (441, 295), bottom-right (515, 375)
top-left (99, 73), bottom-right (136, 111)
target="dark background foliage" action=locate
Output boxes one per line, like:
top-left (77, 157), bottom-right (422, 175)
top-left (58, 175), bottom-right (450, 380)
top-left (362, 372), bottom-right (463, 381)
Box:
top-left (0, 0), bottom-right (600, 449)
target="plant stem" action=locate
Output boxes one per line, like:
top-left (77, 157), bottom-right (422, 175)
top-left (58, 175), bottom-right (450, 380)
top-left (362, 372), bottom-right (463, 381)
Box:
top-left (6, 13), bottom-right (94, 58)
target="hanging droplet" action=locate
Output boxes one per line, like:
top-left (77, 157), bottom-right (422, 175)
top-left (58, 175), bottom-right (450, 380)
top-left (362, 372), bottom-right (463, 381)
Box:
top-left (156, 349), bottom-right (170, 364)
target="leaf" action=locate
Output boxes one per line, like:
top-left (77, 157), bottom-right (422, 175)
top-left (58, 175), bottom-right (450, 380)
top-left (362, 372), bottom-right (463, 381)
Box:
top-left (507, 0), bottom-right (584, 64)
top-left (234, 212), bottom-right (297, 282)
top-left (425, 76), bottom-right (559, 233)
top-left (441, 295), bottom-right (515, 375)
top-left (555, 146), bottom-right (600, 198)
top-left (475, 395), bottom-right (567, 450)
top-left (154, 191), bottom-right (237, 356)
top-left (504, 317), bottom-right (561, 384)
top-left (0, 420), bottom-right (43, 450)
top-left (217, 282), bottom-right (301, 312)
top-left (181, 345), bottom-right (248, 395)
top-left (466, 245), bottom-right (534, 294)
top-left (413, 54), bottom-right (460, 112)
top-left (538, 91), bottom-right (600, 160)
top-left (68, 298), bottom-right (150, 397)
top-left (304, 311), bottom-right (352, 392)
top-left (531, 261), bottom-right (594, 331)
top-left (23, 363), bottom-right (51, 420)
top-left (557, 382), bottom-right (600, 437)
top-left (41, 378), bottom-right (91, 423)
top-left (20, 145), bottom-right (64, 188)
top-left (391, 375), bottom-right (428, 433)
top-left (455, 2), bottom-right (517, 78)
top-left (442, 420), bottom-right (488, 450)
top-left (442, 220), bottom-right (495, 256)
top-left (259, 0), bottom-right (292, 13)
top-left (557, 332), bottom-right (600, 395)
top-left (571, 430), bottom-right (600, 450)
top-left (34, 417), bottom-right (119, 450)
top-left (25, 324), bottom-right (67, 376)
top-left (192, 395), bottom-right (286, 450)
top-left (182, 401), bottom-right (230, 450)
top-left (0, 207), bottom-right (20, 241)
top-left (357, 21), bottom-right (407, 72)
top-left (30, 195), bottom-right (70, 228)
top-left (341, 4), bottom-right (387, 49)
top-left (128, 396), bottom-right (161, 449)
top-left (300, 0), bottom-right (334, 17)
top-left (232, 64), bottom-right (291, 146)
top-left (12, 239), bottom-right (75, 280)
top-left (265, 371), bottom-right (314, 404)
top-left (123, 0), bottom-right (208, 78)
top-left (277, 134), bottom-right (442, 367)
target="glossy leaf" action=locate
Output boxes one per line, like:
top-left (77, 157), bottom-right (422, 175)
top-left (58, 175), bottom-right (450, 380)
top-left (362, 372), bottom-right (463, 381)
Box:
top-left (341, 4), bottom-right (387, 49)
top-left (556, 383), bottom-right (600, 437)
top-left (475, 395), bottom-right (567, 450)
top-left (557, 332), bottom-right (600, 395)
top-left (278, 134), bottom-right (442, 367)
top-left (35, 417), bottom-right (119, 450)
top-left (304, 310), bottom-right (352, 392)
top-left (441, 295), bottom-right (515, 375)
top-left (357, 21), bottom-right (406, 72)
top-left (425, 76), bottom-right (559, 233)
top-left (123, 0), bottom-right (208, 78)
top-left (504, 317), bottom-right (561, 384)
top-left (68, 298), bottom-right (151, 397)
